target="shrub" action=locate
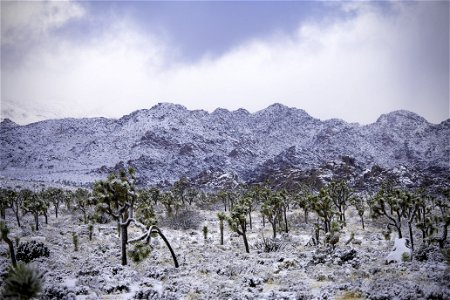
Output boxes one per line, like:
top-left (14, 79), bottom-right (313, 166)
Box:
top-left (16, 241), bottom-right (50, 263)
top-left (254, 236), bottom-right (285, 253)
top-left (160, 210), bottom-right (201, 230)
top-left (128, 243), bottom-right (152, 264)
top-left (1, 262), bottom-right (45, 299)
top-left (401, 252), bottom-right (410, 262)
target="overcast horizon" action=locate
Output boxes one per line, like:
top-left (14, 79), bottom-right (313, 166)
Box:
top-left (1, 1), bottom-right (449, 125)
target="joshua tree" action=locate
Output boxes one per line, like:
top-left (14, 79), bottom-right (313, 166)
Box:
top-left (310, 188), bottom-right (335, 234)
top-left (148, 187), bottom-right (161, 205)
top-left (1, 188), bottom-right (22, 227)
top-left (94, 168), bottom-right (178, 266)
top-left (93, 168), bottom-right (137, 265)
top-left (329, 180), bottom-right (352, 225)
top-left (279, 189), bottom-right (292, 233)
top-left (294, 185), bottom-right (312, 224)
top-left (432, 190), bottom-right (450, 248)
top-left (0, 188), bottom-right (10, 219)
top-left (370, 184), bottom-right (412, 240)
top-left (227, 199), bottom-right (250, 253)
top-left (261, 189), bottom-right (283, 238)
top-left (10, 189), bottom-right (22, 227)
top-left (351, 195), bottom-right (366, 229)
top-left (135, 190), bottom-right (157, 227)
top-left (172, 176), bottom-right (189, 205)
top-left (217, 212), bottom-right (226, 245)
top-left (241, 186), bottom-right (257, 230)
top-left (402, 190), bottom-right (419, 250)
top-left (185, 188), bottom-right (199, 206)
top-left (72, 232), bottom-right (78, 251)
top-left (74, 188), bottom-right (91, 224)
top-left (0, 221), bottom-right (17, 267)
top-left (42, 187), bottom-right (65, 218)
top-left (63, 190), bottom-right (74, 211)
top-left (217, 189), bottom-right (230, 212)
top-left (21, 189), bottom-right (47, 231)
top-left (202, 225), bottom-right (208, 240)
top-left (1, 262), bottom-right (45, 299)
top-left (88, 224), bottom-right (94, 241)
top-left (160, 191), bottom-right (178, 217)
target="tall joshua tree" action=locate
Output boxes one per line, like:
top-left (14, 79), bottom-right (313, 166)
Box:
top-left (0, 188), bottom-right (9, 219)
top-left (370, 183), bottom-right (408, 239)
top-left (310, 187), bottom-right (335, 234)
top-left (93, 168), bottom-right (137, 265)
top-left (73, 188), bottom-right (91, 224)
top-left (0, 221), bottom-right (17, 267)
top-left (217, 212), bottom-right (226, 245)
top-left (94, 168), bottom-right (178, 266)
top-left (1, 189), bottom-right (21, 227)
top-left (42, 187), bottom-right (65, 219)
top-left (21, 189), bottom-right (47, 231)
top-left (329, 180), bottom-right (352, 225)
top-left (227, 198), bottom-right (250, 253)
top-left (260, 189), bottom-right (283, 238)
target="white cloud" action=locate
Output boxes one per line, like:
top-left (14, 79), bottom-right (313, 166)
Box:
top-left (1, 1), bottom-right (85, 46)
top-left (1, 1), bottom-right (448, 125)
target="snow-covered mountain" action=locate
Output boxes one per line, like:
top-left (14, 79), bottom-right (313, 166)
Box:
top-left (0, 103), bottom-right (448, 186)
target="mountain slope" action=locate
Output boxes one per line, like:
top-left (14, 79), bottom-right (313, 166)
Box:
top-left (0, 103), bottom-right (448, 186)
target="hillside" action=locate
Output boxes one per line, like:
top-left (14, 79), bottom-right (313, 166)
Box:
top-left (1, 103), bottom-right (448, 187)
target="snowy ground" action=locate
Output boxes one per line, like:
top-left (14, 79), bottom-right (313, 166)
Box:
top-left (0, 204), bottom-right (449, 299)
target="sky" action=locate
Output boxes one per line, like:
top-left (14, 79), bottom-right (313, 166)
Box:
top-left (1, 1), bottom-right (449, 125)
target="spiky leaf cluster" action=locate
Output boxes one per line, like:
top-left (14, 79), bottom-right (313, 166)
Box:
top-left (1, 262), bottom-right (45, 300)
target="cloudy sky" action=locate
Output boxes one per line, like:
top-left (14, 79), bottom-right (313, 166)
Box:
top-left (1, 1), bottom-right (448, 125)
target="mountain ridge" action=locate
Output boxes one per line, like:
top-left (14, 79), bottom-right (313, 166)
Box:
top-left (0, 103), bottom-right (448, 187)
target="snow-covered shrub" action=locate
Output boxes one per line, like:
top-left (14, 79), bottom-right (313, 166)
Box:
top-left (160, 209), bottom-right (201, 230)
top-left (16, 241), bottom-right (50, 263)
top-left (128, 242), bottom-right (152, 264)
top-left (254, 237), bottom-right (285, 253)
top-left (41, 285), bottom-right (76, 300)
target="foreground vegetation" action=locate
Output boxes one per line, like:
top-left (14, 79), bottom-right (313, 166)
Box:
top-left (0, 168), bottom-right (449, 298)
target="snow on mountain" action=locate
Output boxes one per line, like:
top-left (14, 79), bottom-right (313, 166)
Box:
top-left (0, 103), bottom-right (448, 186)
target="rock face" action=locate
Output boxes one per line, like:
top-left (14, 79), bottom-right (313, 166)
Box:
top-left (0, 103), bottom-right (448, 186)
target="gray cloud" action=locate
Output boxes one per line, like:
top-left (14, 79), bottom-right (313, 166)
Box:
top-left (1, 1), bottom-right (448, 125)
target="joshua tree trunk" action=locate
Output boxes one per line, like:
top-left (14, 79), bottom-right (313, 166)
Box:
top-left (360, 214), bottom-right (365, 230)
top-left (240, 223), bottom-right (249, 253)
top-left (283, 207), bottom-right (288, 233)
top-left (34, 212), bottom-right (39, 231)
top-left (304, 209), bottom-right (308, 224)
top-left (248, 212), bottom-right (252, 230)
top-left (44, 212), bottom-right (48, 224)
top-left (121, 224), bottom-right (128, 266)
top-left (408, 222), bottom-right (414, 251)
top-left (2, 234), bottom-right (17, 267)
top-left (271, 220), bottom-right (277, 239)
top-left (15, 212), bottom-right (21, 228)
top-left (219, 221), bottom-right (224, 245)
top-left (436, 218), bottom-right (450, 248)
top-left (155, 228), bottom-right (179, 267)
top-left (396, 224), bottom-right (402, 238)
top-left (262, 215), bottom-right (265, 227)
